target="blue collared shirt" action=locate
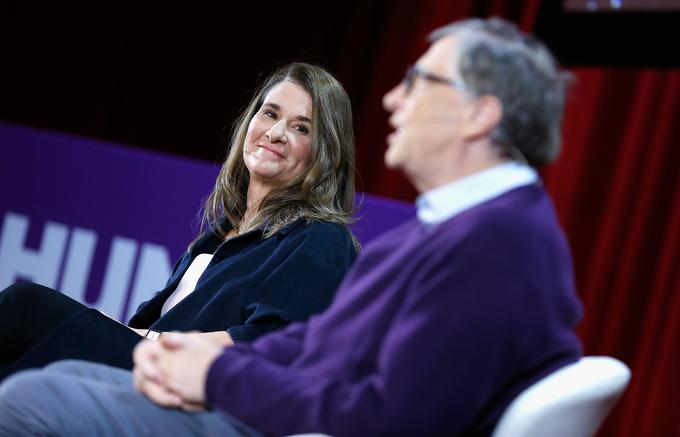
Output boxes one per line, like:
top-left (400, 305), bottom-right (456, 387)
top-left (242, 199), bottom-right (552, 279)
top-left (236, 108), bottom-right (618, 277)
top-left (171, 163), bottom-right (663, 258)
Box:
top-left (416, 161), bottom-right (539, 227)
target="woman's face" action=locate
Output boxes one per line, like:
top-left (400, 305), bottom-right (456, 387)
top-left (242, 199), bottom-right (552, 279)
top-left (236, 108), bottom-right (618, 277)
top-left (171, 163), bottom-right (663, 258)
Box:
top-left (244, 81), bottom-right (313, 188)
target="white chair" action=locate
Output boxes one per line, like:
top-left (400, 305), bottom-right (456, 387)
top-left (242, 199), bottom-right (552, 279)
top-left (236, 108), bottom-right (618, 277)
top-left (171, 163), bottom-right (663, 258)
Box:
top-left (287, 356), bottom-right (630, 437)
top-left (492, 356), bottom-right (631, 437)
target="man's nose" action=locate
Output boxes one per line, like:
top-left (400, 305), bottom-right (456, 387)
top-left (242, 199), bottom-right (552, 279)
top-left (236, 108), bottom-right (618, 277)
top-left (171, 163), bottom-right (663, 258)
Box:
top-left (383, 82), bottom-right (406, 113)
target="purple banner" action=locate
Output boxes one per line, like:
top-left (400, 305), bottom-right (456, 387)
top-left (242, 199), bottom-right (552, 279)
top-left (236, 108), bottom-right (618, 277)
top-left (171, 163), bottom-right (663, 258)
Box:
top-left (0, 122), bottom-right (414, 322)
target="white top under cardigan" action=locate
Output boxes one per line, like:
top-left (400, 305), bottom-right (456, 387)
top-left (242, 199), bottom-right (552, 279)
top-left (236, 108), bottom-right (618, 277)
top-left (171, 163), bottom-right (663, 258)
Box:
top-left (160, 253), bottom-right (214, 316)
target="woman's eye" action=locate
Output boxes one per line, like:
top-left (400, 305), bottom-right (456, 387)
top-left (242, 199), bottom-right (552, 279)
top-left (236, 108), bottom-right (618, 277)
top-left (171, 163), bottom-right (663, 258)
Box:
top-left (295, 125), bottom-right (309, 135)
top-left (263, 110), bottom-right (277, 119)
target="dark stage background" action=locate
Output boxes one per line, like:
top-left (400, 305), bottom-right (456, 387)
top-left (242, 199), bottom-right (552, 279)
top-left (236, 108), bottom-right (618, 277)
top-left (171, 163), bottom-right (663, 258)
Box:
top-left (1, 1), bottom-right (679, 435)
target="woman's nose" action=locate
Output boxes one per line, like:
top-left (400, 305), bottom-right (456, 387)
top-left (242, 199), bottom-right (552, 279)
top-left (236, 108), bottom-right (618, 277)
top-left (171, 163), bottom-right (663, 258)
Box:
top-left (267, 120), bottom-right (288, 143)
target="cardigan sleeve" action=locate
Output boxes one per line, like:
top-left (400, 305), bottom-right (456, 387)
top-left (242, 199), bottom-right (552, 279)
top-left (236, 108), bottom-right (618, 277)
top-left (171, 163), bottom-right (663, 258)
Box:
top-left (225, 222), bottom-right (355, 342)
top-left (128, 251), bottom-right (188, 324)
top-left (222, 321), bottom-right (308, 367)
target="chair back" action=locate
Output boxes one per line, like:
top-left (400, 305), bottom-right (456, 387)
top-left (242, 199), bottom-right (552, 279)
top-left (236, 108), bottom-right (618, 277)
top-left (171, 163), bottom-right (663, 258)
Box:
top-left (492, 356), bottom-right (631, 437)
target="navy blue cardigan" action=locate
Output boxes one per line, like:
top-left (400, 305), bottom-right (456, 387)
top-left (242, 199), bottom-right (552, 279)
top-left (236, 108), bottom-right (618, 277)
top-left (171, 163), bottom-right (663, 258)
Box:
top-left (128, 219), bottom-right (357, 341)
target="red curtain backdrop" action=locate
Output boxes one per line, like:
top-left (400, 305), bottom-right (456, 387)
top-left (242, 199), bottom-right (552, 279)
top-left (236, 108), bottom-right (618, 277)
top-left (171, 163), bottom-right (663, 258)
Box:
top-left (550, 68), bottom-right (680, 436)
top-left (342, 1), bottom-right (680, 436)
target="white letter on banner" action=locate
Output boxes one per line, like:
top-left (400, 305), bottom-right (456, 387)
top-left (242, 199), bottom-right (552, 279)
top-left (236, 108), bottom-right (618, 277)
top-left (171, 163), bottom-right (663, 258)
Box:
top-left (92, 237), bottom-right (138, 320)
top-left (0, 212), bottom-right (68, 289)
top-left (59, 227), bottom-right (97, 302)
top-left (124, 243), bottom-right (173, 323)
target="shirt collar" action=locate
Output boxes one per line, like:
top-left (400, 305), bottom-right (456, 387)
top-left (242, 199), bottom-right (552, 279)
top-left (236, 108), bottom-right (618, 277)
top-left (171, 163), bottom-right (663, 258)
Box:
top-left (416, 161), bottom-right (539, 226)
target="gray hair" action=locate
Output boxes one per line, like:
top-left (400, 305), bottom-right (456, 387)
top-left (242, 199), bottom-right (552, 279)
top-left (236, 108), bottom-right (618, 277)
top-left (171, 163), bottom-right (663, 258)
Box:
top-left (430, 17), bottom-right (572, 167)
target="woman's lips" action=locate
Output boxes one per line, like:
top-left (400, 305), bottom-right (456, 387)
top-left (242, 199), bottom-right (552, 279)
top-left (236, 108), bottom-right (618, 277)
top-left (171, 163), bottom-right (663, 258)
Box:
top-left (257, 144), bottom-right (286, 159)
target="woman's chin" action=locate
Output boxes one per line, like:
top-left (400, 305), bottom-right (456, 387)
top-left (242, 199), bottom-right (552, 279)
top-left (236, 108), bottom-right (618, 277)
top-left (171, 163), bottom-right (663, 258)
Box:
top-left (246, 158), bottom-right (282, 177)
top-left (247, 166), bottom-right (285, 184)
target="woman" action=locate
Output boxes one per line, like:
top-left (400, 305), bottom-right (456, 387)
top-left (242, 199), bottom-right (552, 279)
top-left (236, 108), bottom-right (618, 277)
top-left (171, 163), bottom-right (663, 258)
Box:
top-left (0, 62), bottom-right (359, 381)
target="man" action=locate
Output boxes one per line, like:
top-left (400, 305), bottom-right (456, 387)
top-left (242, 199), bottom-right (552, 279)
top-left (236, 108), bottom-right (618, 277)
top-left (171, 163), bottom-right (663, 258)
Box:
top-left (0, 17), bottom-right (582, 436)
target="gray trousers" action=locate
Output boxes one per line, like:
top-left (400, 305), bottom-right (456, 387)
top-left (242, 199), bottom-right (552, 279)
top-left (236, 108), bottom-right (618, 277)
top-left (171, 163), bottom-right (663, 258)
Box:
top-left (0, 360), bottom-right (263, 437)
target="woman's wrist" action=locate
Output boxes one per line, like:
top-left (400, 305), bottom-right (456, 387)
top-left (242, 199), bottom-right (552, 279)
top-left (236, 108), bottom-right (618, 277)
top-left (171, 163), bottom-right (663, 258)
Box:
top-left (130, 327), bottom-right (148, 337)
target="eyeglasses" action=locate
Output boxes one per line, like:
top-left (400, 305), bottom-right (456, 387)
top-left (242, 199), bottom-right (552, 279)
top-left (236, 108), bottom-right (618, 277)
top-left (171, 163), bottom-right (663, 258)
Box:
top-left (403, 65), bottom-right (467, 94)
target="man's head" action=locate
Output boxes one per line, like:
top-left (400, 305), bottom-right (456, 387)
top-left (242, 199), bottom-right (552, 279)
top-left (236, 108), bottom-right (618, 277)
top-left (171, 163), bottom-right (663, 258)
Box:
top-left (383, 17), bottom-right (570, 192)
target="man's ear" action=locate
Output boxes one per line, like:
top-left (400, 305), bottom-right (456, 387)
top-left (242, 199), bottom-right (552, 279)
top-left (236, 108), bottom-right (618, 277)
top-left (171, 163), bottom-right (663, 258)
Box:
top-left (462, 95), bottom-right (503, 140)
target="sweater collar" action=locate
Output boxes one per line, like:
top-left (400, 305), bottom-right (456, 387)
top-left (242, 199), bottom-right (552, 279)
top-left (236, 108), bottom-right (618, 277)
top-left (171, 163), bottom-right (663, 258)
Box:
top-left (415, 161), bottom-right (538, 227)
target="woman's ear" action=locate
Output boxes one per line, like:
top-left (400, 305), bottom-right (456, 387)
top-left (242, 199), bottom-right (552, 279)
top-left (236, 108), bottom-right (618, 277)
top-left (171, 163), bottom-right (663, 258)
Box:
top-left (462, 95), bottom-right (503, 140)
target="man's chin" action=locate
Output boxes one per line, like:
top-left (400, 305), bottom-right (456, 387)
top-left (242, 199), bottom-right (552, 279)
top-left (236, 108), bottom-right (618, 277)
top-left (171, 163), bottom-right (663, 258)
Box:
top-left (383, 149), bottom-right (401, 170)
top-left (385, 135), bottom-right (407, 167)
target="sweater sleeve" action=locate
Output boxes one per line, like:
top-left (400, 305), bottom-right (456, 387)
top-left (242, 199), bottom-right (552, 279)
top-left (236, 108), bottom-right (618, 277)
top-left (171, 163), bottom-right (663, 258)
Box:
top-left (204, 225), bottom-right (580, 436)
top-left (222, 321), bottom-right (308, 367)
top-left (225, 222), bottom-right (356, 342)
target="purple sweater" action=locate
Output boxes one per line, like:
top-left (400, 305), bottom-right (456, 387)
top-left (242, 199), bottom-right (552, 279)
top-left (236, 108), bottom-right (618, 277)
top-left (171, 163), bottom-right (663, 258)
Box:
top-left (205, 185), bottom-right (583, 436)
